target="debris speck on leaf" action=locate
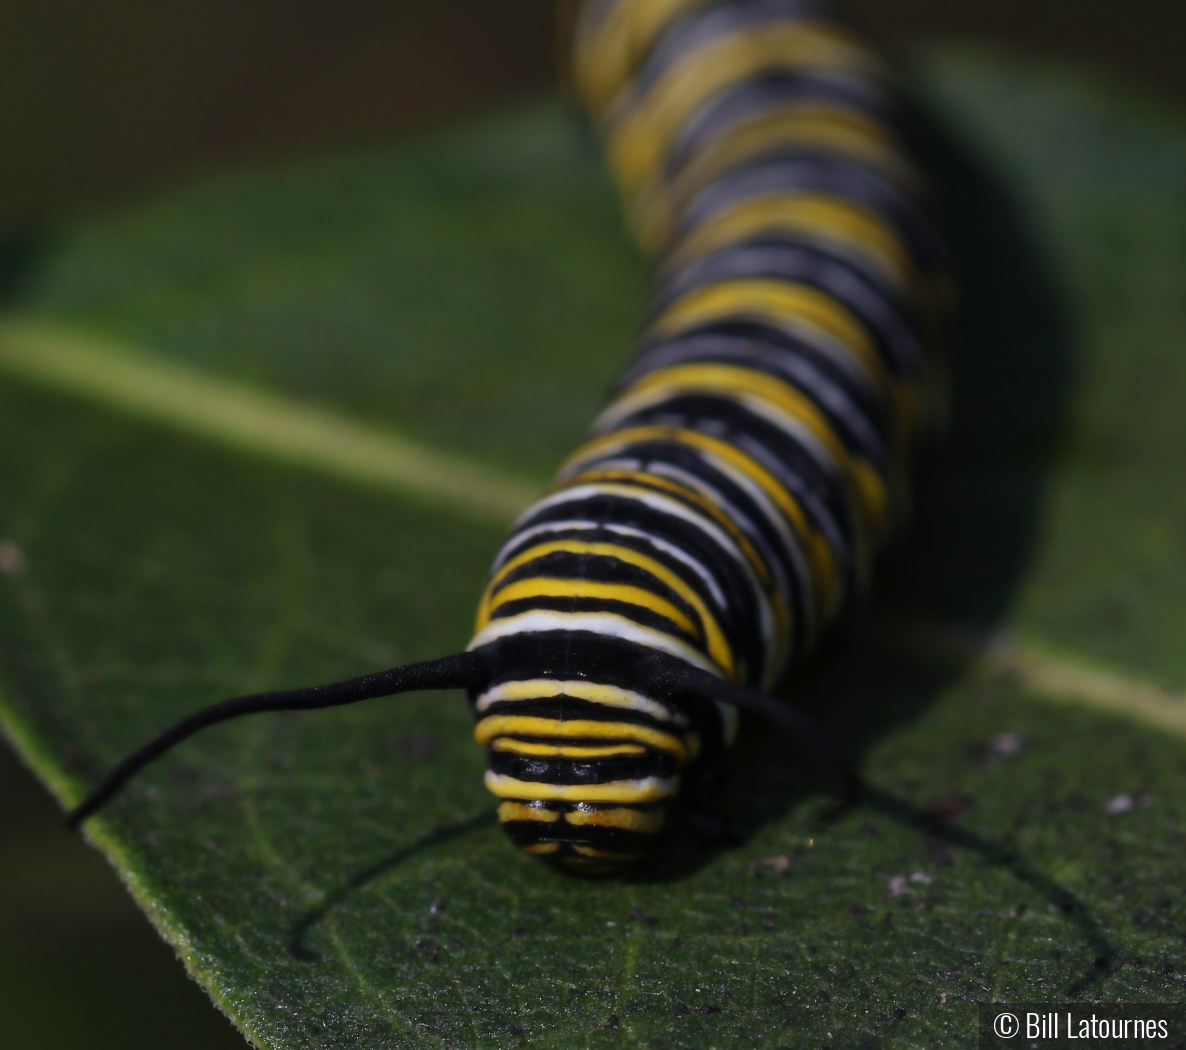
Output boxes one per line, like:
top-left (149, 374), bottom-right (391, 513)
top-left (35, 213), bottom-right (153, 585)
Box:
top-left (1107, 793), bottom-right (1152, 815)
top-left (749, 855), bottom-right (791, 873)
top-left (991, 732), bottom-right (1024, 757)
top-left (0, 540), bottom-right (26, 576)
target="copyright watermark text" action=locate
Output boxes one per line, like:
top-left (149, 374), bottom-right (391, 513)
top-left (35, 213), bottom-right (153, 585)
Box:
top-left (979, 1004), bottom-right (1186, 1048)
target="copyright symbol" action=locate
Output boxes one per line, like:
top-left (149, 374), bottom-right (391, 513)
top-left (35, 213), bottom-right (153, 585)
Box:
top-left (993, 1012), bottom-right (1020, 1039)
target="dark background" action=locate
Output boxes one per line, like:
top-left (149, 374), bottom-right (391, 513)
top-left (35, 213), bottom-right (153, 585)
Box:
top-left (3, 0), bottom-right (1185, 234)
top-left (1, 1), bottom-right (1183, 1047)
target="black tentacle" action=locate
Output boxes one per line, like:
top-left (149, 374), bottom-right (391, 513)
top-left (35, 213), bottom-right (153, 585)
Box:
top-left (67, 650), bottom-right (490, 828)
top-left (659, 665), bottom-right (861, 803)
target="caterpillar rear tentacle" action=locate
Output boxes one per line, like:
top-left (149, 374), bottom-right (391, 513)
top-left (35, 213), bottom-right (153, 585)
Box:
top-left (70, 0), bottom-right (944, 877)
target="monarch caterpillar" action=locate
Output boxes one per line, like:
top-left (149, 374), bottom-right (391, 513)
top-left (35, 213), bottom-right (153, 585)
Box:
top-left (69, 0), bottom-right (948, 875)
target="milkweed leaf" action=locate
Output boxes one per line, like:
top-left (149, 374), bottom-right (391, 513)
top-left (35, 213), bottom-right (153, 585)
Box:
top-left (1, 52), bottom-right (1185, 1049)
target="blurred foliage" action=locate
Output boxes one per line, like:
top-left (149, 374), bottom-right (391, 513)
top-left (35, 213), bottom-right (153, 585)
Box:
top-left (0, 0), bottom-right (556, 233)
top-left (0, 47), bottom-right (1185, 1048)
top-left (6, 0), bottom-right (1186, 235)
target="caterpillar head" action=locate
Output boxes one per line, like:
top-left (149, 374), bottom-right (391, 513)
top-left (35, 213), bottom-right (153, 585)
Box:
top-left (472, 676), bottom-right (705, 874)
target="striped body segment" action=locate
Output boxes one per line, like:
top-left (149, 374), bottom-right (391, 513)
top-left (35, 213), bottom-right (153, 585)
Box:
top-left (467, 0), bottom-right (947, 873)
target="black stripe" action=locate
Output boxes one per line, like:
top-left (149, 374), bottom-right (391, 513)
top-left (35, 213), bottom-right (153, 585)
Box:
top-left (651, 240), bottom-right (929, 378)
top-left (616, 328), bottom-right (894, 474)
top-left (674, 154), bottom-right (945, 276)
top-left (488, 749), bottom-right (678, 785)
top-left (471, 632), bottom-right (732, 760)
top-left (625, 0), bottom-right (847, 104)
top-left (608, 393), bottom-right (856, 552)
top-left (666, 69), bottom-right (901, 178)
top-left (501, 819), bottom-right (659, 854)
top-left (506, 505), bottom-right (767, 676)
top-left (567, 436), bottom-right (813, 646)
top-left (486, 595), bottom-right (705, 650)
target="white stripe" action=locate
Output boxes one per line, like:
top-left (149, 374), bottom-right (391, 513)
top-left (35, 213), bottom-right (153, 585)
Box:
top-left (555, 434), bottom-right (811, 604)
top-left (671, 448), bottom-right (815, 633)
top-left (578, 437), bottom-right (807, 591)
top-left (475, 678), bottom-right (680, 723)
top-left (491, 516), bottom-right (729, 611)
top-left (656, 303), bottom-right (881, 403)
top-left (601, 522), bottom-right (729, 609)
top-left (772, 310), bottom-right (889, 400)
top-left (588, 388), bottom-right (856, 582)
top-left (483, 771), bottom-right (678, 804)
top-left (734, 395), bottom-right (856, 539)
top-left (467, 610), bottom-right (723, 677)
top-left (646, 460), bottom-right (794, 614)
top-left (509, 474), bottom-right (778, 664)
top-left (509, 479), bottom-right (759, 612)
top-left (734, 429), bottom-right (852, 594)
top-left (597, 384), bottom-right (848, 497)
top-left (646, 461), bottom-right (793, 683)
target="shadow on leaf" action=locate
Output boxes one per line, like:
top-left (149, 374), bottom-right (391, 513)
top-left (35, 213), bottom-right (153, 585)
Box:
top-left (629, 99), bottom-right (1106, 990)
top-left (289, 809), bottom-right (491, 962)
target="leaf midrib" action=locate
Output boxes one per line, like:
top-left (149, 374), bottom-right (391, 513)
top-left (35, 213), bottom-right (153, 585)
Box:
top-left (0, 316), bottom-right (541, 527)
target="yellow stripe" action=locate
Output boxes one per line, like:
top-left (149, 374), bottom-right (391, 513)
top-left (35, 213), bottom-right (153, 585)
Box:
top-left (564, 427), bottom-right (837, 619)
top-left (574, 0), bottom-right (714, 114)
top-left (484, 771), bottom-right (679, 804)
top-left (606, 361), bottom-right (889, 535)
top-left (0, 318), bottom-right (537, 526)
top-left (669, 194), bottom-right (916, 294)
top-left (648, 279), bottom-right (893, 404)
top-left (477, 537), bottom-right (735, 677)
top-left (564, 806), bottom-right (666, 833)
top-left (476, 678), bottom-right (679, 722)
top-left (491, 739), bottom-right (648, 759)
top-left (638, 106), bottom-right (911, 250)
top-left (497, 801), bottom-right (561, 824)
top-left (606, 22), bottom-right (884, 194)
top-left (550, 468), bottom-right (792, 674)
top-left (486, 577), bottom-right (701, 642)
top-left (616, 363), bottom-right (867, 489)
top-left (554, 469), bottom-right (773, 591)
top-left (521, 842), bottom-right (561, 855)
top-left (474, 714), bottom-right (690, 761)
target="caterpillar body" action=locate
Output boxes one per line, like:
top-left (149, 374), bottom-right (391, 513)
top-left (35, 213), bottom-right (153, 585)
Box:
top-left (70, 0), bottom-right (948, 876)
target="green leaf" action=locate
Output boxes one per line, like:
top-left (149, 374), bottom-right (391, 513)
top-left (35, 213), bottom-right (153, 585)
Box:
top-left (1, 49), bottom-right (1185, 1048)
